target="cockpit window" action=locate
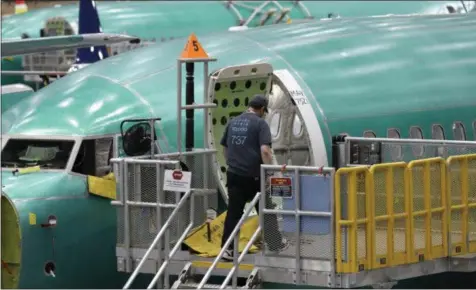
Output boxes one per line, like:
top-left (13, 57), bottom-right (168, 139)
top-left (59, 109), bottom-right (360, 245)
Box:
top-left (1, 139), bottom-right (74, 169)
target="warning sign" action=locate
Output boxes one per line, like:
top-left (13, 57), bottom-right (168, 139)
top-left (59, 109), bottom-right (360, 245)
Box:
top-left (179, 33), bottom-right (209, 59)
top-left (163, 169), bottom-right (192, 193)
top-left (269, 177), bottom-right (293, 198)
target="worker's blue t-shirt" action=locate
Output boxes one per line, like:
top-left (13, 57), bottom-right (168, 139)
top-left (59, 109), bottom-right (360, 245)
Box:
top-left (220, 112), bottom-right (272, 178)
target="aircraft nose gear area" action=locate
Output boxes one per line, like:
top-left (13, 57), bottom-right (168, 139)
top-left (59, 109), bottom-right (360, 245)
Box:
top-left (1, 194), bottom-right (22, 289)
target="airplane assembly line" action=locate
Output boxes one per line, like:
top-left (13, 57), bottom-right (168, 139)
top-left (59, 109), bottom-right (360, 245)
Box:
top-left (2, 0), bottom-right (475, 87)
top-left (1, 1), bottom-right (476, 289)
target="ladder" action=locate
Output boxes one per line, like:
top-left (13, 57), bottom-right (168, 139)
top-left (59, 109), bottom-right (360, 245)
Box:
top-left (121, 41), bottom-right (221, 289)
top-left (172, 193), bottom-right (263, 289)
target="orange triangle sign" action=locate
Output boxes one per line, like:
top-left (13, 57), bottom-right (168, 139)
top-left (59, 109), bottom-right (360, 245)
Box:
top-left (180, 33), bottom-right (209, 59)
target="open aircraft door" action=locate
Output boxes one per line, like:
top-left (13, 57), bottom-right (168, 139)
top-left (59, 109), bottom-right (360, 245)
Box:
top-left (206, 62), bottom-right (327, 207)
top-left (206, 63), bottom-right (274, 204)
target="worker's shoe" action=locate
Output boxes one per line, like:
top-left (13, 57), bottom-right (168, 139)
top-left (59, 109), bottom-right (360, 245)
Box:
top-left (253, 240), bottom-right (264, 250)
top-left (222, 249), bottom-right (234, 262)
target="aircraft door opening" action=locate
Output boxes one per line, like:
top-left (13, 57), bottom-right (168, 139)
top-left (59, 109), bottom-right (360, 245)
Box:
top-left (206, 64), bottom-right (327, 203)
top-left (266, 80), bottom-right (311, 167)
top-left (272, 69), bottom-right (328, 168)
top-left (207, 63), bottom-right (273, 201)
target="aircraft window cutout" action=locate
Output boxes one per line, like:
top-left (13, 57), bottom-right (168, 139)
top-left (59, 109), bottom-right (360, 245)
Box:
top-left (363, 130), bottom-right (376, 138)
top-left (473, 121), bottom-right (476, 140)
top-left (387, 128), bottom-right (402, 161)
top-left (432, 124), bottom-right (445, 140)
top-left (270, 112), bottom-right (281, 138)
top-left (431, 124), bottom-right (447, 157)
top-left (1, 139), bottom-right (75, 170)
top-left (409, 126), bottom-right (424, 157)
top-left (453, 122), bottom-right (466, 141)
top-left (292, 114), bottom-right (303, 137)
top-left (72, 137), bottom-right (113, 177)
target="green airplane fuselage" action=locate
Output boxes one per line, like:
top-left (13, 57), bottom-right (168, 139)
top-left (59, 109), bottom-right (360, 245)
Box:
top-left (1, 0), bottom-right (471, 87)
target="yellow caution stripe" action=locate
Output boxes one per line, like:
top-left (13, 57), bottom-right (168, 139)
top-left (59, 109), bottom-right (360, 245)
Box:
top-left (192, 260), bottom-right (254, 271)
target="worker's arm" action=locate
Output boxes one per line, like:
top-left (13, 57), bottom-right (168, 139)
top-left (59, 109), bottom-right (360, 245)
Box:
top-left (259, 120), bottom-right (273, 165)
top-left (220, 124), bottom-right (229, 162)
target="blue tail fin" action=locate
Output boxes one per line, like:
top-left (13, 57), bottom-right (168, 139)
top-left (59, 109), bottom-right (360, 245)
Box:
top-left (75, 0), bottom-right (109, 64)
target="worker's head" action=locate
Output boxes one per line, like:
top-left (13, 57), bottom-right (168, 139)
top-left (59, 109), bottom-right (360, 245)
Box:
top-left (248, 94), bottom-right (268, 118)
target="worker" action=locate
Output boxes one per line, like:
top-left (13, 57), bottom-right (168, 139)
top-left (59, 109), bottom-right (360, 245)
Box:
top-left (219, 94), bottom-right (288, 261)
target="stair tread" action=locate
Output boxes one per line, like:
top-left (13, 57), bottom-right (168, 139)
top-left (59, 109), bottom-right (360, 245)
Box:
top-left (180, 282), bottom-right (230, 289)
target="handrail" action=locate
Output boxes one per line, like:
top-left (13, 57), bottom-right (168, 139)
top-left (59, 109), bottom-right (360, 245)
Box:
top-left (220, 225), bottom-right (261, 289)
top-left (123, 189), bottom-right (193, 289)
top-left (146, 194), bottom-right (195, 289)
top-left (197, 191), bottom-right (262, 289)
top-left (343, 136), bottom-right (476, 145)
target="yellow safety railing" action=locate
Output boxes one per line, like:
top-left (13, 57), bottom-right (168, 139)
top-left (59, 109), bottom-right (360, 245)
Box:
top-left (447, 154), bottom-right (476, 255)
top-left (335, 166), bottom-right (372, 273)
top-left (334, 154), bottom-right (476, 273)
top-left (369, 162), bottom-right (410, 269)
top-left (407, 157), bottom-right (447, 262)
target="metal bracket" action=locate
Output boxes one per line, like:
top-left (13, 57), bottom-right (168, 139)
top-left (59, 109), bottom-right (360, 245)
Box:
top-left (334, 273), bottom-right (342, 288)
top-left (171, 262), bottom-right (193, 289)
top-left (242, 268), bottom-right (261, 289)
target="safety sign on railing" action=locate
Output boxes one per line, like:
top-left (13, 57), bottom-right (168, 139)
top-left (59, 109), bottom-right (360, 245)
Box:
top-left (270, 177), bottom-right (293, 198)
top-left (163, 170), bottom-right (192, 193)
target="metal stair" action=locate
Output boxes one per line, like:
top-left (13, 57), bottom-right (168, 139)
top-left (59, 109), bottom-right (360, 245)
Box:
top-left (171, 191), bottom-right (263, 289)
top-left (172, 262), bottom-right (261, 289)
top-left (175, 192), bottom-right (263, 289)
top-left (114, 43), bottom-right (220, 290)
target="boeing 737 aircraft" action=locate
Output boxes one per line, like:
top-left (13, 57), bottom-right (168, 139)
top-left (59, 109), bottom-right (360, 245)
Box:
top-left (1, 11), bottom-right (476, 289)
top-left (1, 0), bottom-right (132, 113)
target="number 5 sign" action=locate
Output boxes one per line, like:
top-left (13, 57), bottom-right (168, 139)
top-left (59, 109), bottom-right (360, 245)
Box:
top-left (180, 33), bottom-right (209, 59)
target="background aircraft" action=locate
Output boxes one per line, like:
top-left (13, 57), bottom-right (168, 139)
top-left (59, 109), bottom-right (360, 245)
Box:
top-left (2, 11), bottom-right (476, 289)
top-left (1, 0), bottom-right (129, 113)
top-left (2, 0), bottom-right (474, 88)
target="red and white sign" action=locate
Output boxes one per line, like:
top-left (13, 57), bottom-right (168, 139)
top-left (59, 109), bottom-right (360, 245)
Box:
top-left (172, 170), bottom-right (183, 180)
top-left (163, 169), bottom-right (192, 193)
top-left (270, 177), bottom-right (293, 198)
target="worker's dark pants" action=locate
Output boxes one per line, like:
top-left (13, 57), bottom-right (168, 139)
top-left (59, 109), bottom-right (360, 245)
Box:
top-left (221, 171), bottom-right (283, 252)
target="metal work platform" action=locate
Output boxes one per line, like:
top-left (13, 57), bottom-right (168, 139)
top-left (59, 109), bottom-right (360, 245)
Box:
top-left (110, 37), bottom-right (476, 289)
top-left (112, 153), bottom-right (476, 289)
